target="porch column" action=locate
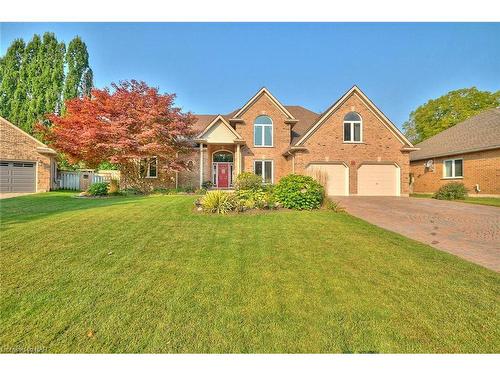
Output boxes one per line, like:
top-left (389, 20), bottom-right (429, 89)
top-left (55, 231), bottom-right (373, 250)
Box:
top-left (199, 143), bottom-right (204, 188)
top-left (236, 143), bottom-right (241, 174)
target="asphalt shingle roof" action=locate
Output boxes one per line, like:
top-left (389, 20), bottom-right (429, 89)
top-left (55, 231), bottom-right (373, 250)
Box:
top-left (410, 108), bottom-right (500, 161)
top-left (192, 105), bottom-right (320, 143)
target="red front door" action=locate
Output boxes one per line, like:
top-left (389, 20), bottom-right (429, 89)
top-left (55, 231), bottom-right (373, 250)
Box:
top-left (217, 163), bottom-right (229, 188)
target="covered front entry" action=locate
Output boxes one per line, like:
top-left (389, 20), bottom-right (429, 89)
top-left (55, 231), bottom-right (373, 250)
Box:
top-left (212, 151), bottom-right (234, 188)
top-left (194, 115), bottom-right (244, 189)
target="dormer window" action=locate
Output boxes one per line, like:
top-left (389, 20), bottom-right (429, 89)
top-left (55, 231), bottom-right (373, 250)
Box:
top-left (343, 112), bottom-right (362, 143)
top-left (254, 115), bottom-right (273, 147)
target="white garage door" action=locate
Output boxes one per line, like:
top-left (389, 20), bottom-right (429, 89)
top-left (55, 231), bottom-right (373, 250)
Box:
top-left (306, 163), bottom-right (349, 196)
top-left (357, 164), bottom-right (399, 196)
top-left (0, 161), bottom-right (36, 192)
top-left (358, 164), bottom-right (399, 196)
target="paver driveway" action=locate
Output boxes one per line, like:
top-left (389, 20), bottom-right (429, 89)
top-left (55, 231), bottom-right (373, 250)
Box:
top-left (336, 196), bottom-right (500, 272)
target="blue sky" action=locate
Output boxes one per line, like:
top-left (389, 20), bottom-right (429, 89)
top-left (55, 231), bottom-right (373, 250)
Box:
top-left (1, 23), bottom-right (499, 129)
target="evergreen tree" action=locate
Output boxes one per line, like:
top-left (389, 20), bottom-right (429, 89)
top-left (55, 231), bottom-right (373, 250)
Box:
top-left (39, 33), bottom-right (66, 120)
top-left (11, 34), bottom-right (42, 133)
top-left (64, 36), bottom-right (93, 101)
top-left (0, 39), bottom-right (25, 119)
top-left (0, 32), bottom-right (92, 135)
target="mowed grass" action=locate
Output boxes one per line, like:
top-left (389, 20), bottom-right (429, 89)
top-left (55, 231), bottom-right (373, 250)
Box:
top-left (1, 192), bottom-right (499, 353)
top-left (411, 193), bottom-right (500, 207)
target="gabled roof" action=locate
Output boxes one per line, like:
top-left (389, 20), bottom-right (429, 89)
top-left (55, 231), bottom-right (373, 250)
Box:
top-left (231, 87), bottom-right (295, 120)
top-left (410, 108), bottom-right (500, 161)
top-left (192, 106), bottom-right (318, 145)
top-left (191, 114), bottom-right (217, 135)
top-left (285, 106), bottom-right (321, 145)
top-left (195, 115), bottom-right (242, 140)
top-left (0, 116), bottom-right (57, 155)
top-left (294, 85), bottom-right (415, 148)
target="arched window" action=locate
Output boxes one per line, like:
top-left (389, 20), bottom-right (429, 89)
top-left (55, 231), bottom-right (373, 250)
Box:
top-left (343, 112), bottom-right (362, 143)
top-left (254, 115), bottom-right (273, 147)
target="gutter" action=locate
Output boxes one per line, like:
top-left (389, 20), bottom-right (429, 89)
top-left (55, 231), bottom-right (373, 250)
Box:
top-left (282, 146), bottom-right (307, 157)
top-left (410, 144), bottom-right (500, 161)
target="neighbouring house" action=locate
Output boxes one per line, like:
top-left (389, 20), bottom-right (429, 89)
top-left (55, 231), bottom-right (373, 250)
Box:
top-left (410, 108), bottom-right (500, 196)
top-left (0, 116), bottom-right (58, 193)
top-left (127, 86), bottom-right (417, 196)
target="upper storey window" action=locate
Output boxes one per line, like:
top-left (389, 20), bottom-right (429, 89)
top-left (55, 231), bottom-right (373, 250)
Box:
top-left (254, 115), bottom-right (273, 147)
top-left (343, 112), bottom-right (362, 143)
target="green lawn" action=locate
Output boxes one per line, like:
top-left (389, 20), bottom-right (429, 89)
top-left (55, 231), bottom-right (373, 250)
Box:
top-left (1, 192), bottom-right (498, 353)
top-left (411, 193), bottom-right (500, 207)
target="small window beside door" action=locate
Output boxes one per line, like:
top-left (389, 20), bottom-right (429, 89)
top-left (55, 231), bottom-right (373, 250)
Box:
top-left (443, 159), bottom-right (463, 178)
top-left (254, 160), bottom-right (273, 184)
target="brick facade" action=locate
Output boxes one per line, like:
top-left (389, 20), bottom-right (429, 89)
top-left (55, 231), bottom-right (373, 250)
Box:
top-left (235, 94), bottom-right (293, 182)
top-left (410, 148), bottom-right (500, 196)
top-left (294, 94), bottom-right (411, 195)
top-left (0, 117), bottom-right (56, 192)
top-left (132, 87), bottom-right (413, 195)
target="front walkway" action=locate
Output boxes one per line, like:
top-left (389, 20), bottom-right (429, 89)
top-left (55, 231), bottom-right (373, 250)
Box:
top-left (336, 196), bottom-right (500, 272)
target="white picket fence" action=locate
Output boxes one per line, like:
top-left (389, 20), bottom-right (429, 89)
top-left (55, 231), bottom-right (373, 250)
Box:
top-left (58, 170), bottom-right (120, 191)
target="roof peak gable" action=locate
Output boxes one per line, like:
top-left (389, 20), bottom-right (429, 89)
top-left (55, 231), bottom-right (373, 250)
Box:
top-left (196, 115), bottom-right (242, 140)
top-left (232, 87), bottom-right (295, 120)
top-left (295, 85), bottom-right (414, 147)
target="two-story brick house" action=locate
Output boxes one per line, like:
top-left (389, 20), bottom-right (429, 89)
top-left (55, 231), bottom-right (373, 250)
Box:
top-left (138, 86), bottom-right (417, 196)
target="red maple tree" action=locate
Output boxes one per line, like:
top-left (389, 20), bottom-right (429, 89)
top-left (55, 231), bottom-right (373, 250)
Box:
top-left (40, 80), bottom-right (196, 188)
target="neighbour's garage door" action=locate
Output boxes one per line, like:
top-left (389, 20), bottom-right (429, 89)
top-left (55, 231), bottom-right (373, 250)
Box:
top-left (306, 163), bottom-right (349, 196)
top-left (0, 161), bottom-right (36, 192)
top-left (357, 164), bottom-right (399, 196)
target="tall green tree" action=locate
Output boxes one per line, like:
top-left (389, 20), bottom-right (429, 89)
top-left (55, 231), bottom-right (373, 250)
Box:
top-left (39, 33), bottom-right (66, 119)
top-left (63, 36), bottom-right (93, 101)
top-left (10, 34), bottom-right (42, 132)
top-left (9, 33), bottom-right (66, 134)
top-left (0, 39), bottom-right (25, 119)
top-left (1, 32), bottom-right (91, 135)
top-left (403, 87), bottom-right (500, 143)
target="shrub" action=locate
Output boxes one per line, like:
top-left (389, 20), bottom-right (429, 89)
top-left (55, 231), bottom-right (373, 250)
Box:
top-left (274, 174), bottom-right (324, 210)
top-left (195, 188), bottom-right (207, 195)
top-left (120, 188), bottom-right (141, 196)
top-left (87, 181), bottom-right (109, 196)
top-left (202, 180), bottom-right (213, 189)
top-left (234, 172), bottom-right (262, 191)
top-left (235, 188), bottom-right (278, 210)
top-left (152, 187), bottom-right (170, 194)
top-left (324, 198), bottom-right (345, 212)
top-left (433, 182), bottom-right (468, 200)
top-left (201, 191), bottom-right (236, 214)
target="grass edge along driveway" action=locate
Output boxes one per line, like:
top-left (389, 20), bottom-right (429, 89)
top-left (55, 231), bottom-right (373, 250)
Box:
top-left (1, 192), bottom-right (499, 353)
top-left (410, 193), bottom-right (500, 207)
